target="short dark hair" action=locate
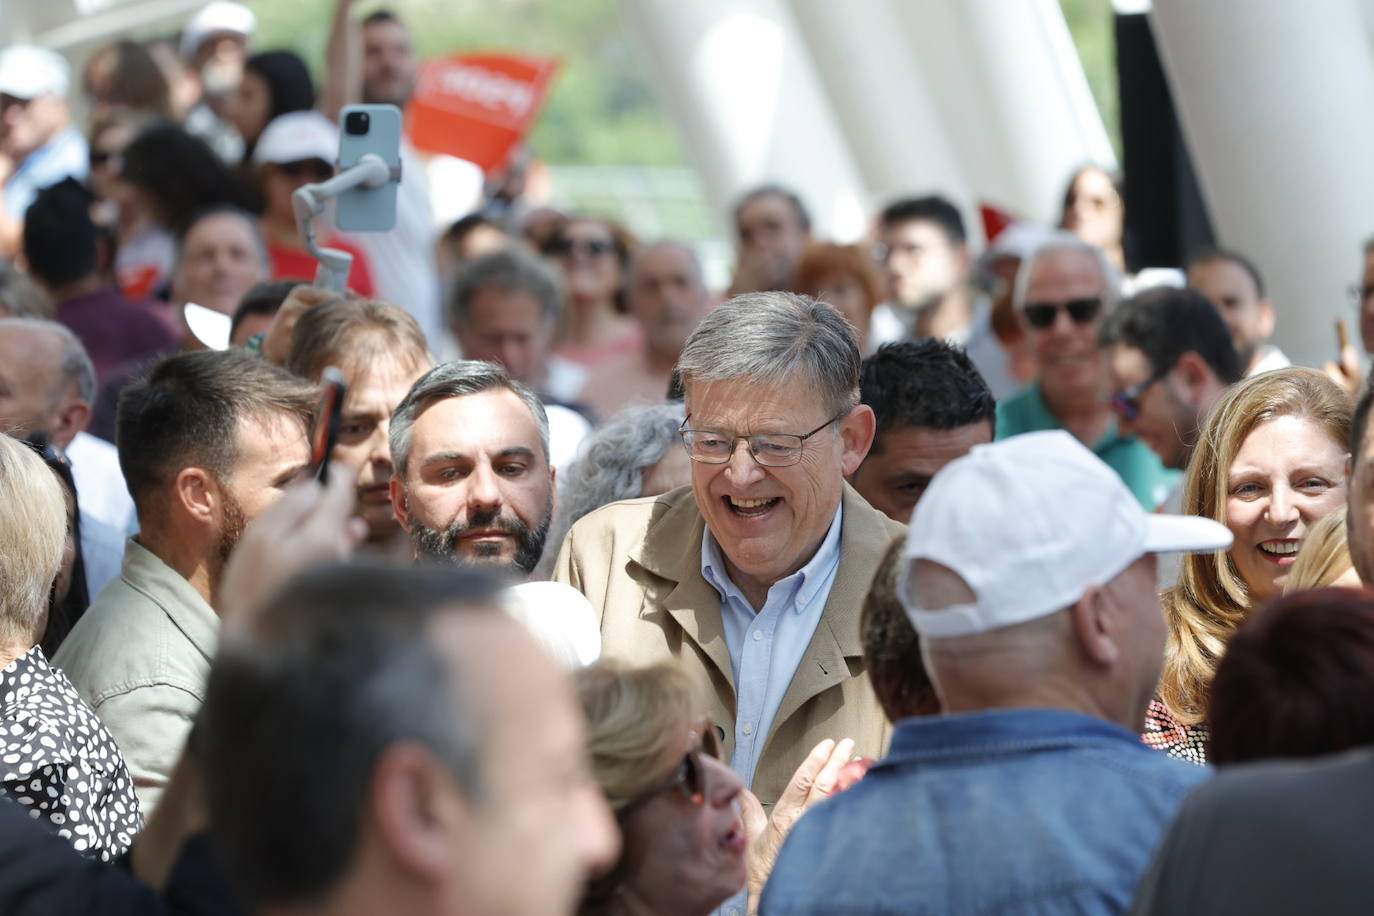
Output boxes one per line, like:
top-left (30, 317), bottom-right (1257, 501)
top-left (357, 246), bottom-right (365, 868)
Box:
top-left (22, 178), bottom-right (97, 289)
top-left (860, 340), bottom-right (996, 447)
top-left (1209, 587), bottom-right (1374, 765)
top-left (116, 350), bottom-right (317, 521)
top-left (733, 184), bottom-right (812, 236)
top-left (878, 195), bottom-right (966, 245)
top-left (120, 123), bottom-right (252, 229)
top-left (362, 8), bottom-right (404, 28)
top-left (287, 297), bottom-right (429, 381)
top-left (1099, 285), bottom-right (1243, 386)
top-left (202, 562), bottom-right (501, 909)
top-left (449, 247), bottom-right (562, 329)
top-left (1186, 247), bottom-right (1267, 299)
top-left (231, 280), bottom-right (302, 342)
top-left (862, 537), bottom-right (938, 724)
top-left (243, 51), bottom-right (316, 129)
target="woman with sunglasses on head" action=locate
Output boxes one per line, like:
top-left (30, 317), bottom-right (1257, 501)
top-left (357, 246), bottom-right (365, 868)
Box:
top-left (1149, 368), bottom-right (1351, 765)
top-left (540, 216), bottom-right (643, 369)
top-left (995, 232), bottom-right (1177, 510)
top-left (250, 110), bottom-right (376, 297)
top-left (576, 660), bottom-right (748, 916)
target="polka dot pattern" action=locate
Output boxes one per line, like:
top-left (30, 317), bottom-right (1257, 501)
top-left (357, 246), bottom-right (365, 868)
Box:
top-left (0, 647), bottom-right (142, 861)
top-left (1142, 694), bottom-right (1208, 766)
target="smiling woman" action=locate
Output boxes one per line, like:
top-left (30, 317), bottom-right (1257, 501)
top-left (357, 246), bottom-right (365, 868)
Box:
top-left (1152, 368), bottom-right (1352, 760)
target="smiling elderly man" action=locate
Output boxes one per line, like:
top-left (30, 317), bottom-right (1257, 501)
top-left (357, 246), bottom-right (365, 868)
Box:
top-left (554, 291), bottom-right (904, 807)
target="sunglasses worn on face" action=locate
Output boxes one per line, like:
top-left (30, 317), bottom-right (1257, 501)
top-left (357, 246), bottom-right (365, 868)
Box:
top-left (614, 719), bottom-right (723, 813)
top-left (1023, 297), bottom-right (1102, 330)
top-left (279, 159), bottom-right (334, 181)
top-left (550, 237), bottom-right (614, 258)
top-left (1109, 365), bottom-right (1172, 422)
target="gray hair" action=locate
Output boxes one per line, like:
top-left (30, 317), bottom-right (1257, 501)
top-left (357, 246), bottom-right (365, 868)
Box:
top-left (1011, 231), bottom-right (1122, 314)
top-left (675, 291), bottom-right (860, 415)
top-left (0, 263), bottom-right (52, 319)
top-left (0, 317), bottom-right (96, 405)
top-left (540, 402), bottom-right (685, 574)
top-left (627, 241), bottom-right (703, 287)
top-left (390, 360), bottom-right (550, 477)
top-left (448, 247), bottom-right (563, 329)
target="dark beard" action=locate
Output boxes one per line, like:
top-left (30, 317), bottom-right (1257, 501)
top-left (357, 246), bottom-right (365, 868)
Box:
top-left (209, 489), bottom-right (248, 598)
top-left (410, 501), bottom-right (551, 579)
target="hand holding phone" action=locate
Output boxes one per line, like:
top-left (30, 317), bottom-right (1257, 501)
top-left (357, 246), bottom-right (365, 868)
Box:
top-left (310, 367), bottom-right (348, 483)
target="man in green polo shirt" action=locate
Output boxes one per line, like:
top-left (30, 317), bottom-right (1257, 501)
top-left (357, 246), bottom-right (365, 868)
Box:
top-left (996, 233), bottom-right (1177, 510)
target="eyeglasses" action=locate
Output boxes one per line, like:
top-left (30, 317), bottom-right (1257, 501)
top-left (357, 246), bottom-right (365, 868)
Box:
top-left (613, 719), bottom-right (723, 814)
top-left (679, 411), bottom-right (847, 467)
top-left (1022, 297), bottom-right (1103, 330)
top-left (278, 159), bottom-right (334, 181)
top-left (1109, 365), bottom-right (1172, 422)
top-left (1348, 283), bottom-right (1374, 306)
top-left (548, 237), bottom-right (614, 258)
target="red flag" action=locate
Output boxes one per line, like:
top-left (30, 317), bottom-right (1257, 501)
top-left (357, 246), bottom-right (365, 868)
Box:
top-left (407, 52), bottom-right (560, 172)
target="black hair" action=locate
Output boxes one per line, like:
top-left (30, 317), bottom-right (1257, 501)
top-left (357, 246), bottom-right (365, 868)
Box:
top-left (878, 195), bottom-right (966, 245)
top-left (120, 123), bottom-right (254, 228)
top-left (1099, 285), bottom-right (1244, 386)
top-left (1186, 247), bottom-right (1267, 299)
top-left (243, 51), bottom-right (316, 133)
top-left (22, 179), bottom-right (97, 289)
top-left (231, 280), bottom-right (303, 342)
top-left (860, 340), bottom-right (995, 447)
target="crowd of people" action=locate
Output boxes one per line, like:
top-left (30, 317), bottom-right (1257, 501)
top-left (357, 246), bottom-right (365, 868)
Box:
top-left (5, 2), bottom-right (1374, 914)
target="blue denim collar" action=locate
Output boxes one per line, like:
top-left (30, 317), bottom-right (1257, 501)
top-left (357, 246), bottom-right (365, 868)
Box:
top-left (882, 707), bottom-right (1146, 767)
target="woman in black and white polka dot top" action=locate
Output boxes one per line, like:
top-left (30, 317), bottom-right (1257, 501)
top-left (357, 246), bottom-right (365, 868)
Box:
top-left (0, 435), bottom-right (141, 861)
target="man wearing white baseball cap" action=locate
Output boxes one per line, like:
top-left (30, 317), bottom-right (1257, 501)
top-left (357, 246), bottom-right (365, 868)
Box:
top-left (763, 430), bottom-right (1231, 915)
top-left (0, 45), bottom-right (88, 256)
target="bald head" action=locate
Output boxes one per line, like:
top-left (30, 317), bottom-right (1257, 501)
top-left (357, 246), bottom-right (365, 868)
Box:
top-left (0, 318), bottom-right (95, 449)
top-left (627, 241), bottom-right (709, 359)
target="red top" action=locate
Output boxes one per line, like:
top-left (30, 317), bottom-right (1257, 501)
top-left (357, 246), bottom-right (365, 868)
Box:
top-left (266, 236), bottom-right (377, 297)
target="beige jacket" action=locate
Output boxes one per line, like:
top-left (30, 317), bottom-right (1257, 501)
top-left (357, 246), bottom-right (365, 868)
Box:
top-left (554, 484), bottom-right (904, 807)
top-left (53, 538), bottom-right (217, 816)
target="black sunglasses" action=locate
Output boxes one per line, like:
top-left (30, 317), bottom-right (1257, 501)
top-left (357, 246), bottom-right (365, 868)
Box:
top-left (1023, 296), bottom-right (1103, 330)
top-left (279, 159), bottom-right (334, 181)
top-left (549, 237), bottom-right (614, 258)
top-left (614, 719), bottom-right (723, 813)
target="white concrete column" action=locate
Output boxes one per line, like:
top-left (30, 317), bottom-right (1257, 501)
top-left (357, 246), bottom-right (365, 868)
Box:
top-left (888, 0), bottom-right (1115, 226)
top-left (1150, 0), bottom-right (1374, 368)
top-left (786, 0), bottom-right (976, 236)
top-left (620, 0), bottom-right (871, 241)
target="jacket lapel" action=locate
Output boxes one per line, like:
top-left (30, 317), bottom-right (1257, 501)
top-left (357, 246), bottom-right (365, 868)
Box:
top-left (628, 487), bottom-right (737, 694)
top-left (767, 486), bottom-right (904, 741)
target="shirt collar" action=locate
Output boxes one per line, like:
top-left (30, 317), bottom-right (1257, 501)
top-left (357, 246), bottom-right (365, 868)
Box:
top-left (700, 503), bottom-right (844, 613)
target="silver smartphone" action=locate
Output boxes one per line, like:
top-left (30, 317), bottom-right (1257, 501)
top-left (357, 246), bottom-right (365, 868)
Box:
top-left (336, 104), bottom-right (402, 232)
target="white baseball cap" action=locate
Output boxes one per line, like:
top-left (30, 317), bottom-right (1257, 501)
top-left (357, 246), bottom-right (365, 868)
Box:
top-left (252, 111), bottom-right (337, 166)
top-left (0, 46), bottom-right (70, 100)
top-left (502, 581), bottom-right (602, 670)
top-left (180, 1), bottom-right (257, 59)
top-left (901, 430), bottom-right (1231, 640)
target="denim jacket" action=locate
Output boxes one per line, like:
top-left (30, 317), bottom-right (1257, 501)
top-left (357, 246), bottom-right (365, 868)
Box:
top-left (761, 708), bottom-right (1209, 916)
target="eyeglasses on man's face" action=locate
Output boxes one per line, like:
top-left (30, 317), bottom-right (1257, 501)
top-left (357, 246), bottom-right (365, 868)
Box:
top-left (679, 410), bottom-right (848, 468)
top-left (1022, 296), bottom-right (1103, 330)
top-left (1109, 364), bottom-right (1172, 422)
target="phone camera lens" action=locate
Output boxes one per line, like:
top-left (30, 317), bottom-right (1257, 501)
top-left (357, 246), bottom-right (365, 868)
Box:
top-left (345, 111), bottom-right (370, 135)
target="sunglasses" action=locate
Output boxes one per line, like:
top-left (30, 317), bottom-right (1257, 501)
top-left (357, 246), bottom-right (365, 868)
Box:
top-left (279, 159), bottom-right (334, 181)
top-left (549, 237), bottom-right (614, 258)
top-left (614, 719), bottom-right (723, 813)
top-left (1109, 365), bottom-right (1172, 422)
top-left (1022, 297), bottom-right (1102, 330)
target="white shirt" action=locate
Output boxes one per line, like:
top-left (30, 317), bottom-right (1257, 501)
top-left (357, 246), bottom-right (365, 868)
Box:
top-left (1248, 345), bottom-right (1291, 376)
top-left (66, 432), bottom-right (136, 535)
top-left (701, 506), bottom-right (844, 789)
top-left (866, 298), bottom-right (1018, 400)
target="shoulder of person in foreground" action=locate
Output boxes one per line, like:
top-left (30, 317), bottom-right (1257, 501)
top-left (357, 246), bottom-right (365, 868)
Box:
top-left (1130, 747), bottom-right (1374, 916)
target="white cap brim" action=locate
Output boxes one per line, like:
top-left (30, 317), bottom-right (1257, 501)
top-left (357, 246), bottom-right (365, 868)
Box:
top-left (1143, 514), bottom-right (1233, 554)
top-left (185, 302), bottom-right (232, 351)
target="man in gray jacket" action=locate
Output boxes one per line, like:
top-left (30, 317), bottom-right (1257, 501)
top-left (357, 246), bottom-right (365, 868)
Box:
top-left (54, 350), bottom-right (315, 815)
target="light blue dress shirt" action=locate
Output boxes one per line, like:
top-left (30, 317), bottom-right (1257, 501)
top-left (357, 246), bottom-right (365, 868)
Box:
top-left (701, 504), bottom-right (844, 790)
top-left (3, 126), bottom-right (88, 220)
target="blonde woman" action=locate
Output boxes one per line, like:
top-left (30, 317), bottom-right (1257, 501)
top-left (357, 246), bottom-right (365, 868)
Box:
top-left (576, 661), bottom-right (748, 916)
top-left (1147, 368), bottom-right (1352, 764)
top-left (1284, 506), bottom-right (1361, 593)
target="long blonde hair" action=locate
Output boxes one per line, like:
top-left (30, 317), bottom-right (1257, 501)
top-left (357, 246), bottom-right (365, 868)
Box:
top-left (1284, 507), bottom-right (1354, 593)
top-left (1159, 368), bottom-right (1351, 724)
